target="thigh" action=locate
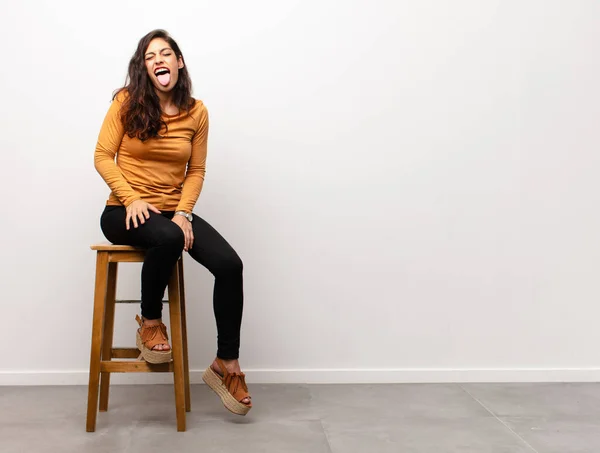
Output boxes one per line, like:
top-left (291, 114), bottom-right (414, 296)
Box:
top-left (100, 205), bottom-right (184, 248)
top-left (188, 214), bottom-right (242, 270)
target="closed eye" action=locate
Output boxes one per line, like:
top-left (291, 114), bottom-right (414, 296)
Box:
top-left (144, 48), bottom-right (174, 59)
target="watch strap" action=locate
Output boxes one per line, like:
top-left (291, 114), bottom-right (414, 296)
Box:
top-left (174, 211), bottom-right (192, 222)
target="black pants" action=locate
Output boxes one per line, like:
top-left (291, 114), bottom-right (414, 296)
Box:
top-left (100, 206), bottom-right (244, 360)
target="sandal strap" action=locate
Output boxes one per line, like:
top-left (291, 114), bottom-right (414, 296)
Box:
top-left (215, 358), bottom-right (251, 403)
top-left (136, 315), bottom-right (170, 350)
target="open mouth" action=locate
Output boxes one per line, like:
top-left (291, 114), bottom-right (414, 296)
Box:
top-left (154, 67), bottom-right (171, 86)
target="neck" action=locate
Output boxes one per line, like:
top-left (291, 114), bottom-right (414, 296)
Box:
top-left (155, 89), bottom-right (175, 111)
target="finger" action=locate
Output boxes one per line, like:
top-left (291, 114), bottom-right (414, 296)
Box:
top-left (132, 211), bottom-right (139, 229)
top-left (143, 206), bottom-right (150, 220)
top-left (148, 203), bottom-right (162, 214)
top-left (125, 212), bottom-right (131, 230)
top-left (137, 212), bottom-right (145, 226)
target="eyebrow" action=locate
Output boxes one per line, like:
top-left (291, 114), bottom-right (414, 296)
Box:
top-left (144, 47), bottom-right (173, 57)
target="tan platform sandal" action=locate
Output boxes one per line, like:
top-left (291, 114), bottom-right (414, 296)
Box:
top-left (135, 315), bottom-right (172, 364)
top-left (202, 358), bottom-right (252, 415)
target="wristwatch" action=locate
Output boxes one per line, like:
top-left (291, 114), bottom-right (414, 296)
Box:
top-left (174, 211), bottom-right (193, 222)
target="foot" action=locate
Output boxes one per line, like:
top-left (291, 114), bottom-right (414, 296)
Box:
top-left (140, 317), bottom-right (171, 351)
top-left (211, 358), bottom-right (251, 405)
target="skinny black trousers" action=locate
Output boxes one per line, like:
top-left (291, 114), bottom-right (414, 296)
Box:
top-left (100, 206), bottom-right (244, 360)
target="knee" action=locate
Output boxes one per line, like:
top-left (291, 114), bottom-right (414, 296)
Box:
top-left (152, 225), bottom-right (185, 252)
top-left (213, 253), bottom-right (243, 277)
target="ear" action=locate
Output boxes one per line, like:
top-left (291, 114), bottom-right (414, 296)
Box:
top-left (178, 56), bottom-right (184, 70)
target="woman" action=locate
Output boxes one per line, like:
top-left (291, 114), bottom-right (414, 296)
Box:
top-left (94, 29), bottom-right (251, 415)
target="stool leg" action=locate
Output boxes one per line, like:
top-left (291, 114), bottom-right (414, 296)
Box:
top-left (178, 259), bottom-right (191, 412)
top-left (86, 252), bottom-right (109, 432)
top-left (99, 262), bottom-right (118, 412)
top-left (168, 264), bottom-right (186, 432)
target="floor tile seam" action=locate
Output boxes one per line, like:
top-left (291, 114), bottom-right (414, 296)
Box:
top-left (458, 384), bottom-right (540, 453)
top-left (307, 384), bottom-right (333, 452)
top-left (318, 418), bottom-right (335, 453)
top-left (492, 414), bottom-right (600, 422)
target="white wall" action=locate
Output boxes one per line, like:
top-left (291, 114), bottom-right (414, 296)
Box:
top-left (1, 0), bottom-right (599, 384)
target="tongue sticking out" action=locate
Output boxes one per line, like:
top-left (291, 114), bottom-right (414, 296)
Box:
top-left (157, 73), bottom-right (171, 86)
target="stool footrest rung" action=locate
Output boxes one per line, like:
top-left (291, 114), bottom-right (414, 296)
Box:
top-left (115, 299), bottom-right (169, 304)
top-left (100, 360), bottom-right (174, 373)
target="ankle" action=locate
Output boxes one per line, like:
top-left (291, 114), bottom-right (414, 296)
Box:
top-left (219, 358), bottom-right (237, 364)
top-left (216, 358), bottom-right (238, 366)
top-left (142, 317), bottom-right (162, 326)
top-left (214, 358), bottom-right (242, 373)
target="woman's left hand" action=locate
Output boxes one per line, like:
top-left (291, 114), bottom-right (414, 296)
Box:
top-left (172, 215), bottom-right (194, 252)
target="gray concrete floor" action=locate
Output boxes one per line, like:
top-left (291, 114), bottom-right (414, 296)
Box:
top-left (2, 383), bottom-right (600, 452)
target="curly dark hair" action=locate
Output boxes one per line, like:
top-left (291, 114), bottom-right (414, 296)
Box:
top-left (113, 29), bottom-right (195, 141)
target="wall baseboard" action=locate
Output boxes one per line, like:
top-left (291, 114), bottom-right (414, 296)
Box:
top-left (1, 368), bottom-right (600, 385)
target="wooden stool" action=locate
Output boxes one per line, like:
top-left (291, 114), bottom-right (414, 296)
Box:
top-left (86, 244), bottom-right (191, 432)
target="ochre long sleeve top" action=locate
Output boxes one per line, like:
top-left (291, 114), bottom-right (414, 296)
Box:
top-left (94, 90), bottom-right (209, 212)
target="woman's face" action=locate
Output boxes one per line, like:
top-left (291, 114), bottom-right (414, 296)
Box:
top-left (144, 38), bottom-right (184, 94)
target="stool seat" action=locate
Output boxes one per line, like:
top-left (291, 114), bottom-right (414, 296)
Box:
top-left (90, 243), bottom-right (144, 251)
top-left (86, 244), bottom-right (190, 432)
top-left (89, 243), bottom-right (152, 263)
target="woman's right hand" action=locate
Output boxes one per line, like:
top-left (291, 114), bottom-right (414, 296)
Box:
top-left (125, 200), bottom-right (162, 230)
